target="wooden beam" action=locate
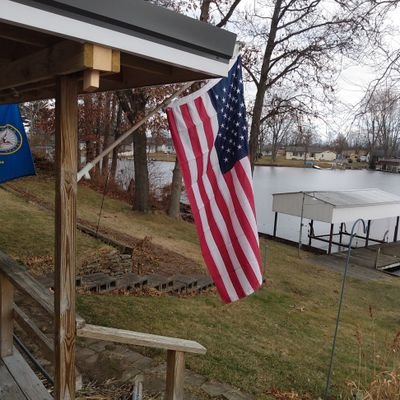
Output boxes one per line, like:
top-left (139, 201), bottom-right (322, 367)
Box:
top-left (0, 250), bottom-right (85, 330)
top-left (84, 44), bottom-right (120, 73)
top-left (83, 69), bottom-right (100, 92)
top-left (166, 350), bottom-right (185, 400)
top-left (0, 251), bottom-right (53, 315)
top-left (3, 347), bottom-right (53, 400)
top-left (0, 41), bottom-right (119, 91)
top-left (121, 53), bottom-right (172, 76)
top-left (14, 305), bottom-right (54, 361)
top-left (77, 324), bottom-right (207, 354)
top-left (54, 75), bottom-right (78, 400)
top-left (0, 273), bottom-right (14, 358)
top-left (0, 22), bottom-right (57, 47)
top-left (0, 40), bottom-right (84, 91)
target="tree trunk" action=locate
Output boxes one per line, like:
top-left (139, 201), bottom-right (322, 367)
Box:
top-left (111, 105), bottom-right (122, 179)
top-left (168, 158), bottom-right (182, 218)
top-left (102, 93), bottom-right (115, 176)
top-left (248, 0), bottom-right (283, 172)
top-left (117, 89), bottom-right (150, 212)
top-left (200, 0), bottom-right (212, 22)
top-left (133, 120), bottom-right (150, 212)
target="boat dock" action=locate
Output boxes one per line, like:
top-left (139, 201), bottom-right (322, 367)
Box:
top-left (309, 241), bottom-right (400, 281)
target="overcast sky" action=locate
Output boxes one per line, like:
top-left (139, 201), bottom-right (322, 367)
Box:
top-left (230, 1), bottom-right (400, 140)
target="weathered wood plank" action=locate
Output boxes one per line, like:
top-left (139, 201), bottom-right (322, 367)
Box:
top-left (0, 40), bottom-right (86, 91)
top-left (14, 305), bottom-right (54, 361)
top-left (14, 306), bottom-right (83, 391)
top-left (3, 347), bottom-right (53, 400)
top-left (0, 22), bottom-right (57, 47)
top-left (166, 350), bottom-right (185, 400)
top-left (77, 324), bottom-right (207, 355)
top-left (0, 252), bottom-right (53, 315)
top-left (0, 273), bottom-right (14, 357)
top-left (0, 359), bottom-right (26, 400)
top-left (0, 41), bottom-right (120, 92)
top-left (54, 75), bottom-right (78, 400)
top-left (0, 251), bottom-right (85, 329)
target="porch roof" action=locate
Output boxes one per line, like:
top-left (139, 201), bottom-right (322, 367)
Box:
top-left (272, 189), bottom-right (400, 224)
top-left (0, 0), bottom-right (237, 104)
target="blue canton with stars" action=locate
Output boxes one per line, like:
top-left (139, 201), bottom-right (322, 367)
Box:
top-left (210, 57), bottom-right (248, 174)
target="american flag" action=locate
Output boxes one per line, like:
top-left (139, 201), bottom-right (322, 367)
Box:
top-left (166, 57), bottom-right (263, 303)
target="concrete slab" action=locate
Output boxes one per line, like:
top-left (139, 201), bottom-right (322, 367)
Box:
top-left (202, 381), bottom-right (234, 397)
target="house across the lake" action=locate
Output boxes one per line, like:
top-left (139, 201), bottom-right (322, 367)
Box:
top-left (285, 146), bottom-right (336, 161)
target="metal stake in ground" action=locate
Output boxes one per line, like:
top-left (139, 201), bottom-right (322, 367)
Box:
top-left (323, 218), bottom-right (366, 399)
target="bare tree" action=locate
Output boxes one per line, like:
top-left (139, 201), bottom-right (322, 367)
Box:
top-left (166, 0), bottom-right (244, 218)
top-left (357, 85), bottom-right (400, 167)
top-left (240, 0), bottom-right (391, 171)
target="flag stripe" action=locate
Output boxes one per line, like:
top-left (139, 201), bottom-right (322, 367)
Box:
top-left (166, 56), bottom-right (263, 303)
top-left (226, 164), bottom-right (261, 254)
top-left (180, 103), bottom-right (246, 299)
top-left (194, 97), bottom-right (260, 292)
top-left (167, 107), bottom-right (239, 302)
top-left (167, 107), bottom-right (235, 303)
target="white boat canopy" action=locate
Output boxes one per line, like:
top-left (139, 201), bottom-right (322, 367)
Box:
top-left (272, 189), bottom-right (400, 224)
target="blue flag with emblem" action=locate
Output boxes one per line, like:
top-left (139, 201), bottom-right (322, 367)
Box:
top-left (0, 104), bottom-right (35, 184)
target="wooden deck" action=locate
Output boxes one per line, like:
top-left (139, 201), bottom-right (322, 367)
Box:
top-left (0, 250), bottom-right (206, 400)
top-left (0, 347), bottom-right (52, 400)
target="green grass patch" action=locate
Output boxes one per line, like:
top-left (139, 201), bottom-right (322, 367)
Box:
top-left (3, 175), bottom-right (400, 398)
top-left (0, 186), bottom-right (109, 267)
top-left (78, 242), bottom-right (400, 399)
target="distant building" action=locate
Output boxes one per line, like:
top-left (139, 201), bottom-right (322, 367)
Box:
top-left (285, 146), bottom-right (336, 161)
top-left (147, 137), bottom-right (175, 154)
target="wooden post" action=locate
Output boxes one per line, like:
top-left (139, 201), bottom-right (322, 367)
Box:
top-left (365, 220), bottom-right (371, 248)
top-left (166, 350), bottom-right (185, 400)
top-left (273, 212), bottom-right (278, 238)
top-left (394, 216), bottom-right (399, 243)
top-left (339, 223), bottom-right (344, 246)
top-left (55, 75), bottom-right (78, 400)
top-left (308, 220), bottom-right (314, 246)
top-left (328, 224), bottom-right (334, 255)
top-left (0, 273), bottom-right (14, 357)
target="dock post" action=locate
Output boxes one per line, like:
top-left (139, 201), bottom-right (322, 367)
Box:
top-left (308, 220), bottom-right (314, 246)
top-left (328, 224), bottom-right (334, 255)
top-left (273, 212), bottom-right (278, 238)
top-left (394, 216), bottom-right (399, 242)
top-left (365, 220), bottom-right (371, 247)
top-left (339, 223), bottom-right (344, 246)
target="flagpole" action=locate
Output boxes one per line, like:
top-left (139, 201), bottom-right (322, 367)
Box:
top-left (77, 81), bottom-right (196, 182)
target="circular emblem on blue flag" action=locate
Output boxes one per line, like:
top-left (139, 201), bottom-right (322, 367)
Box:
top-left (0, 124), bottom-right (23, 155)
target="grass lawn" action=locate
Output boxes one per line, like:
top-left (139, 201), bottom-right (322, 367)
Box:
top-left (2, 175), bottom-right (400, 399)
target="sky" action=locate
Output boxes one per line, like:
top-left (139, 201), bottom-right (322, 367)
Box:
top-left (322, 6), bottom-right (400, 138)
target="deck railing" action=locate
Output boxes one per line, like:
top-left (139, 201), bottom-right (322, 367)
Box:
top-left (0, 250), bottom-right (206, 400)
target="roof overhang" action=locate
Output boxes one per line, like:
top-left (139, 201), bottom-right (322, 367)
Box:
top-left (272, 189), bottom-right (400, 224)
top-left (0, 0), bottom-right (237, 103)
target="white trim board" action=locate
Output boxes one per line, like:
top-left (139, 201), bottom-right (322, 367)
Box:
top-left (1, 0), bottom-right (230, 77)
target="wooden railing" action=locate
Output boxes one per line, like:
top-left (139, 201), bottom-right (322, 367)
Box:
top-left (78, 324), bottom-right (206, 400)
top-left (0, 250), bottom-right (206, 400)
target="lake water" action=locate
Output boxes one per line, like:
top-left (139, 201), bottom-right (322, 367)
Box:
top-left (117, 160), bottom-right (400, 252)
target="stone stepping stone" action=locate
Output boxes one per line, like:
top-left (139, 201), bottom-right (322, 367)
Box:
top-left (171, 274), bottom-right (198, 293)
top-left (119, 273), bottom-right (148, 290)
